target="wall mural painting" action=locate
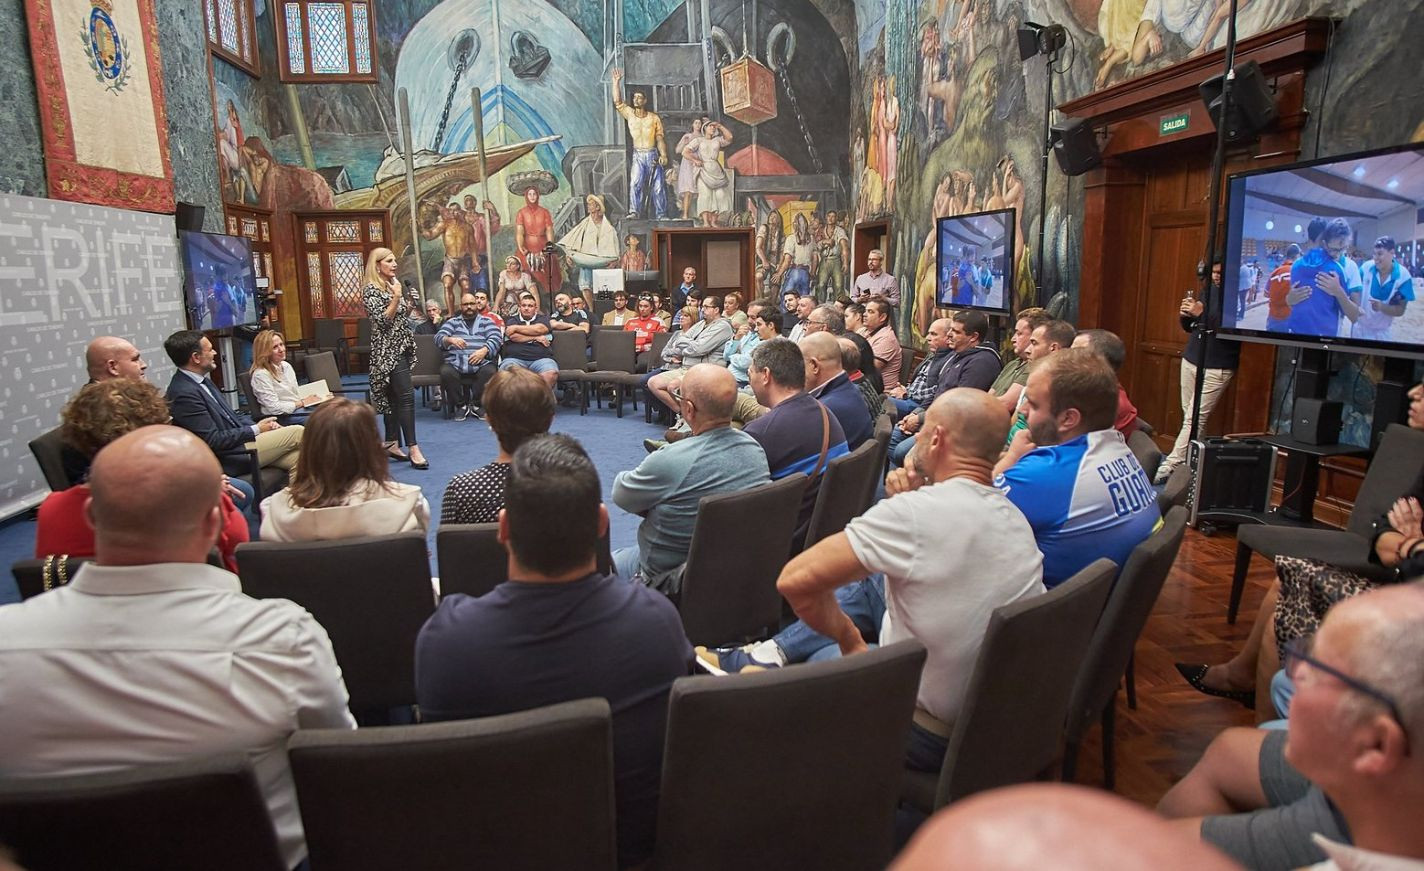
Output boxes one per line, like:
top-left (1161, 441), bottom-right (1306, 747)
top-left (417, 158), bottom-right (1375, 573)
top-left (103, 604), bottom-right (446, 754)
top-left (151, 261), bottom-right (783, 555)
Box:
top-left (208, 0), bottom-right (857, 323)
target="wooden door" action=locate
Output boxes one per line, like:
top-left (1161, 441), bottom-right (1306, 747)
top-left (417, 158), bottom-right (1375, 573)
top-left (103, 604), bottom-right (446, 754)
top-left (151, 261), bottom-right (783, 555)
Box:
top-left (222, 205), bottom-right (278, 329)
top-left (292, 211), bottom-right (393, 341)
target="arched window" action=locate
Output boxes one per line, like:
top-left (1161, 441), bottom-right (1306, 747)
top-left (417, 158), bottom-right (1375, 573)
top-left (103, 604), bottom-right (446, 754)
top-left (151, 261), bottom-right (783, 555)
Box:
top-left (275, 1), bottom-right (378, 83)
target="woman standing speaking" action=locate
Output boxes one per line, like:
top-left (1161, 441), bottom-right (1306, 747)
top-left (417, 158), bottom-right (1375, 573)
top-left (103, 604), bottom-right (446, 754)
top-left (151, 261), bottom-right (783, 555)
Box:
top-left (362, 248), bottom-right (429, 469)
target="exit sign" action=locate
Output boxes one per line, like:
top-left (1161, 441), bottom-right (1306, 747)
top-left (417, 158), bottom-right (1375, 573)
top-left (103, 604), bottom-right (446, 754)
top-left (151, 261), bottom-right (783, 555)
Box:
top-left (1160, 113), bottom-right (1190, 136)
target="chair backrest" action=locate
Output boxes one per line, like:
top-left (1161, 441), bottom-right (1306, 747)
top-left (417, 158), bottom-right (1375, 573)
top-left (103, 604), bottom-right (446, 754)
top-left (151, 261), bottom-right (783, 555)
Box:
top-left (28, 426), bottom-right (74, 492)
top-left (898, 346), bottom-right (916, 387)
top-left (238, 370), bottom-right (262, 417)
top-left (355, 317), bottom-right (372, 343)
top-left (12, 556), bottom-right (94, 601)
top-left (1127, 428), bottom-right (1163, 481)
top-left (654, 641), bottom-right (927, 871)
top-left (803, 438), bottom-right (881, 548)
top-left (1158, 464), bottom-right (1190, 513)
top-left (436, 523), bottom-right (508, 598)
top-left (648, 330), bottom-right (673, 362)
top-left (312, 317), bottom-right (345, 348)
top-left (678, 474), bottom-right (807, 646)
top-left (1065, 508), bottom-right (1188, 745)
top-left (411, 333), bottom-right (442, 377)
top-left (1349, 423), bottom-right (1424, 537)
top-left (235, 532), bottom-right (434, 710)
top-left (0, 753), bottom-right (285, 871)
top-left (289, 699), bottom-right (617, 871)
top-left (866, 413), bottom-right (894, 504)
top-left (303, 350), bottom-right (343, 393)
top-left (934, 558), bottom-right (1117, 806)
top-left (551, 329), bottom-right (589, 371)
top-left (588, 328), bottom-right (637, 373)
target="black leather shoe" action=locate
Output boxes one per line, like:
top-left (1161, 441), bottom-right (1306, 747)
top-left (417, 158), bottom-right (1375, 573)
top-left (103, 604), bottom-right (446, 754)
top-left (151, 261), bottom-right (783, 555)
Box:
top-left (409, 456), bottom-right (430, 470)
top-left (1175, 663), bottom-right (1256, 709)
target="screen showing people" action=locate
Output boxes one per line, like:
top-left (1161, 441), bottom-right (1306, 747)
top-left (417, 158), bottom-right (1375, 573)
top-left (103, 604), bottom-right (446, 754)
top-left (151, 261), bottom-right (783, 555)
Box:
top-left (1224, 145), bottom-right (1424, 351)
top-left (180, 231), bottom-right (259, 331)
top-left (935, 208), bottom-right (1013, 313)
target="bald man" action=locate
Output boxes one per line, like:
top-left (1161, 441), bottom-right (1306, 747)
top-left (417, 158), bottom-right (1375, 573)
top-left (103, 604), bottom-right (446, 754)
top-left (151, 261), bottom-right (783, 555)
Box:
top-left (892, 784), bottom-right (1242, 871)
top-left (699, 389), bottom-right (1045, 770)
top-left (612, 364), bottom-right (771, 593)
top-left (1160, 582), bottom-right (1424, 870)
top-left (0, 426), bottom-right (355, 870)
top-left (85, 335), bottom-right (147, 382)
top-left (802, 331), bottom-right (874, 449)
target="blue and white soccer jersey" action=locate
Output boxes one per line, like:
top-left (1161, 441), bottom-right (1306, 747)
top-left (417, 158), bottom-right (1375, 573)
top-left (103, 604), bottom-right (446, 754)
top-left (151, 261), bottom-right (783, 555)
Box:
top-left (995, 430), bottom-right (1162, 588)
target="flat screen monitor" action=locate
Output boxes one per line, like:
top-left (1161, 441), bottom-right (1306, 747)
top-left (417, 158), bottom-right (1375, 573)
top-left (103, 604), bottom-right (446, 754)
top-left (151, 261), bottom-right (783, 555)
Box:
top-left (935, 208), bottom-right (1014, 314)
top-left (1221, 142), bottom-right (1424, 358)
top-left (179, 230), bottom-right (259, 331)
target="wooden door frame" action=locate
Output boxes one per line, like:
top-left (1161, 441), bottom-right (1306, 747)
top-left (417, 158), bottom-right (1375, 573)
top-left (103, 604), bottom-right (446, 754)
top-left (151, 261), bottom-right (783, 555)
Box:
top-left (650, 226), bottom-right (756, 296)
top-left (291, 210), bottom-right (393, 341)
top-left (1061, 16), bottom-right (1330, 437)
top-left (852, 219), bottom-right (891, 277)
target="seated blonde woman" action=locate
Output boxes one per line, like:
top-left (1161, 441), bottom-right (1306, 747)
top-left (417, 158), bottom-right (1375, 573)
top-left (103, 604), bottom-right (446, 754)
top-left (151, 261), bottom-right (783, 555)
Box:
top-left (260, 398), bottom-right (429, 541)
top-left (248, 330), bottom-right (316, 423)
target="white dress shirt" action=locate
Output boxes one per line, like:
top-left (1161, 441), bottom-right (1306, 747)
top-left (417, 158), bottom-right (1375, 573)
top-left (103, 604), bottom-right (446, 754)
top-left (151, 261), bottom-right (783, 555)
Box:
top-left (0, 562), bottom-right (356, 868)
top-left (250, 361), bottom-right (304, 416)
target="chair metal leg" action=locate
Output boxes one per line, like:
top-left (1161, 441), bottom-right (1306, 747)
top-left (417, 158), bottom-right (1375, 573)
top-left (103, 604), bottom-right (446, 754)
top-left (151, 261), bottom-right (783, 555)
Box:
top-left (578, 382), bottom-right (589, 416)
top-left (1125, 652), bottom-right (1137, 710)
top-left (1101, 692), bottom-right (1117, 791)
top-left (1229, 541), bottom-right (1254, 624)
top-left (615, 384), bottom-right (624, 418)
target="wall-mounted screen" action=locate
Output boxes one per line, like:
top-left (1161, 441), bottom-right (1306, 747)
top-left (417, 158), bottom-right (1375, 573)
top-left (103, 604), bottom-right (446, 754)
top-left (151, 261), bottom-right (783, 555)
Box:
top-left (179, 230), bottom-right (259, 331)
top-left (1222, 142), bottom-right (1424, 359)
top-left (935, 208), bottom-right (1014, 314)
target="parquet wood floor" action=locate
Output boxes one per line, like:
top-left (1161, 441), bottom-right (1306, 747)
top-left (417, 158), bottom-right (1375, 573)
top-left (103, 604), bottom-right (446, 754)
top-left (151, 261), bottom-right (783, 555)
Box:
top-left (1065, 526), bottom-right (1278, 806)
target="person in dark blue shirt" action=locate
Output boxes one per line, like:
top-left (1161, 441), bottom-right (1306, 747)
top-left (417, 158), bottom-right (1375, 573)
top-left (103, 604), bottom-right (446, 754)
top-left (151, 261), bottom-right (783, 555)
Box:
top-left (802, 331), bottom-right (874, 451)
top-left (415, 434), bottom-right (692, 869)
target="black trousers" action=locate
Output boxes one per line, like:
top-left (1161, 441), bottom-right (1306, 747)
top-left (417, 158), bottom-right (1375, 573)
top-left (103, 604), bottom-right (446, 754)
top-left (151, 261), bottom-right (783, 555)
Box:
top-left (439, 362), bottom-right (495, 408)
top-left (383, 356), bottom-right (417, 446)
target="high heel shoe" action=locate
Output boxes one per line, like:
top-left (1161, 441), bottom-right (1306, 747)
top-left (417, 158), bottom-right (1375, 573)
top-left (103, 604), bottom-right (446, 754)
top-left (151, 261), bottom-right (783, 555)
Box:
top-left (1174, 663), bottom-right (1256, 709)
top-left (409, 454), bottom-right (429, 470)
top-left (384, 442), bottom-right (408, 461)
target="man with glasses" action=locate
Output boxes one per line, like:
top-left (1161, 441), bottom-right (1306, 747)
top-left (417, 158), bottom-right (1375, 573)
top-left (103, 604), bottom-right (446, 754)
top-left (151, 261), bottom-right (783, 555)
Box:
top-left (645, 296), bottom-right (733, 419)
top-left (1159, 582), bottom-right (1424, 869)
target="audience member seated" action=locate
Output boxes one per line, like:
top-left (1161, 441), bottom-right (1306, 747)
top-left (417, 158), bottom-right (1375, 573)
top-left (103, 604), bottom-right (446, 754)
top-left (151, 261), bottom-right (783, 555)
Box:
top-left (36, 379), bottom-right (249, 572)
top-left (699, 389), bottom-right (1044, 771)
top-left (248, 330), bottom-right (316, 423)
top-left (838, 335), bottom-right (885, 422)
top-left (416, 434), bottom-right (692, 869)
top-left (259, 399), bottom-right (429, 542)
top-left (413, 299), bottom-right (444, 335)
top-left (1157, 583), bottom-right (1424, 870)
top-left (0, 425), bottom-right (355, 871)
top-left (888, 317), bottom-right (954, 419)
top-left (624, 294), bottom-right (666, 356)
top-left (862, 295), bottom-right (904, 393)
top-left (471, 287), bottom-right (503, 330)
top-left (498, 293), bottom-right (558, 390)
top-left (807, 303), bottom-right (882, 395)
top-left (787, 294), bottom-right (816, 342)
top-left (550, 291), bottom-right (591, 333)
top-left (164, 329), bottom-right (304, 478)
top-left (744, 338), bottom-right (849, 549)
top-left (722, 299), bottom-right (771, 386)
top-left (85, 335), bottom-right (148, 383)
top-left (646, 297), bottom-right (734, 416)
top-left (891, 310), bottom-right (1003, 466)
top-left (612, 364), bottom-right (770, 594)
top-left (802, 332), bottom-right (874, 450)
top-left (440, 367), bottom-right (556, 524)
top-left (1174, 380), bottom-right (1424, 717)
top-left (602, 289), bottom-right (633, 326)
top-left (1004, 318), bottom-right (1076, 444)
top-left (993, 348), bottom-right (1160, 588)
top-left (988, 307), bottom-right (1048, 412)
top-left (891, 784), bottom-right (1242, 871)
top-left (437, 291), bottom-right (504, 421)
top-left (722, 291), bottom-right (749, 329)
top-left (1072, 328), bottom-right (1140, 438)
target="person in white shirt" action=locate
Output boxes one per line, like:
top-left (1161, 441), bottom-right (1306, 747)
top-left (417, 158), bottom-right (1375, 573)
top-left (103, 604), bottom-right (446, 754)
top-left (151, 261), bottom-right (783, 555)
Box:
top-left (0, 424), bottom-right (356, 870)
top-left (249, 329), bottom-right (317, 421)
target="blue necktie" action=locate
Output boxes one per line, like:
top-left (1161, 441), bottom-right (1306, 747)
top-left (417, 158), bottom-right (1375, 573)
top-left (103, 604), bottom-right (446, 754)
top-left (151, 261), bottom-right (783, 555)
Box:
top-left (203, 378), bottom-right (242, 427)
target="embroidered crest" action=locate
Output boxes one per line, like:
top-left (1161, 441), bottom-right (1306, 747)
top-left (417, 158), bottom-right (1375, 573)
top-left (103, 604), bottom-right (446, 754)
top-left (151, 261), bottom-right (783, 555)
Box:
top-left (80, 0), bottom-right (131, 93)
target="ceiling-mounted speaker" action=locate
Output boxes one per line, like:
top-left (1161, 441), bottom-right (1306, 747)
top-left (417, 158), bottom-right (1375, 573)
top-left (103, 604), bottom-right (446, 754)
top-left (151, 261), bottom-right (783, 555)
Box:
top-left (1199, 60), bottom-right (1278, 143)
top-left (1049, 118), bottom-right (1102, 177)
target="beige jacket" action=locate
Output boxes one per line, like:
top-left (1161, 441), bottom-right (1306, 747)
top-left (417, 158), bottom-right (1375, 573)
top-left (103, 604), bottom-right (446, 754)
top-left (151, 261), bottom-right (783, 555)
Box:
top-left (260, 479), bottom-right (430, 542)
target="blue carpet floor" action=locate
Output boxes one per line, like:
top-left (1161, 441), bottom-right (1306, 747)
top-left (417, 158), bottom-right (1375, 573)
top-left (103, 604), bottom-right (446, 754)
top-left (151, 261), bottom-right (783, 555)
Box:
top-left (0, 385), bottom-right (670, 605)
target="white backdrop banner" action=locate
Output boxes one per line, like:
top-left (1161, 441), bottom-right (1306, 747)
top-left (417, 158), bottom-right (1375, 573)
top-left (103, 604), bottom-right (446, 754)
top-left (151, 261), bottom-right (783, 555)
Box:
top-left (0, 194), bottom-right (184, 519)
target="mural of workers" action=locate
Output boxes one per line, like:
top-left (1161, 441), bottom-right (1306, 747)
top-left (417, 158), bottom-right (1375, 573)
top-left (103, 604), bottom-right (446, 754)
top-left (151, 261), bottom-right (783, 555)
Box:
top-left (510, 170), bottom-right (560, 297)
top-left (611, 68), bottom-right (670, 221)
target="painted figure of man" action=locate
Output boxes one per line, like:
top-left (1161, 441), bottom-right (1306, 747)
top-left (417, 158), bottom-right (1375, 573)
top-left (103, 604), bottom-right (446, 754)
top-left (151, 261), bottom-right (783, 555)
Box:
top-left (813, 210), bottom-right (850, 302)
top-left (421, 201), bottom-right (476, 314)
top-left (611, 68), bottom-right (670, 220)
top-left (776, 214), bottom-right (815, 299)
top-left (461, 193), bottom-right (502, 292)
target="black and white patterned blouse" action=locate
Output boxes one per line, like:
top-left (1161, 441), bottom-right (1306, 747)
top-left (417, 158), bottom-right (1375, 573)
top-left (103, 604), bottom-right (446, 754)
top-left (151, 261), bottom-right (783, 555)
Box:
top-left (440, 462), bottom-right (512, 525)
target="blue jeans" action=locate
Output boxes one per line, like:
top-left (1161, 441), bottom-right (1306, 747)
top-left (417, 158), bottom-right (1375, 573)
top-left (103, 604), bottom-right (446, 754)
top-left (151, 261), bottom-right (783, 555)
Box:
top-left (629, 148), bottom-right (668, 219)
top-left (774, 575), bottom-right (886, 662)
top-left (780, 266), bottom-right (810, 298)
top-left (612, 545), bottom-right (642, 582)
top-left (888, 429), bottom-right (915, 467)
top-left (888, 397), bottom-right (919, 419)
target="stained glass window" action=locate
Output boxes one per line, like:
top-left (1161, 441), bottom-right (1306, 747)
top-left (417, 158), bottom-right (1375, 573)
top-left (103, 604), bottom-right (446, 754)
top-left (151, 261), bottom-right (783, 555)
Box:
top-left (305, 222), bottom-right (319, 244)
top-left (326, 220), bottom-right (360, 243)
top-left (328, 251), bottom-right (366, 317)
top-left (308, 253), bottom-right (325, 318)
top-left (367, 221), bottom-right (383, 243)
top-left (278, 1), bottom-right (378, 83)
top-left (240, 217), bottom-right (258, 239)
top-left (204, 0), bottom-right (257, 75)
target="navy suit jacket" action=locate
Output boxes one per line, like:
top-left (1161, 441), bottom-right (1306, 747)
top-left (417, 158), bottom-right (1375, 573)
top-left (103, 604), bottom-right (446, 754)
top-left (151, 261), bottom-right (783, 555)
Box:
top-left (166, 371), bottom-right (256, 475)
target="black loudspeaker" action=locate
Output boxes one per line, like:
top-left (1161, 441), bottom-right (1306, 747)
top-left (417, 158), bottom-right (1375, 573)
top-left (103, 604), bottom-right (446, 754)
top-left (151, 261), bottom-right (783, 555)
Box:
top-left (1293, 397), bottom-right (1342, 446)
top-left (1187, 438), bottom-right (1277, 528)
top-left (1049, 118), bottom-right (1102, 176)
top-left (1198, 60), bottom-right (1278, 143)
top-left (175, 202), bottom-right (205, 233)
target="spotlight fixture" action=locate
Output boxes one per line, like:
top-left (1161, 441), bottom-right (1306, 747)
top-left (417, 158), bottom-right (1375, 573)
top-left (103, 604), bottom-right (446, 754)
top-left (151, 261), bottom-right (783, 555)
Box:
top-left (1017, 21), bottom-right (1066, 61)
top-left (1266, 219), bottom-right (1274, 230)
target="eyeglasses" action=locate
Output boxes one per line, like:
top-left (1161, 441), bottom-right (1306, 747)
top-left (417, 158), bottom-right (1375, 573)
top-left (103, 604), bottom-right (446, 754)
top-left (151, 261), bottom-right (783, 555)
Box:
top-left (702, 301), bottom-right (720, 309)
top-left (1282, 635), bottom-right (1411, 749)
top-left (669, 384), bottom-right (688, 405)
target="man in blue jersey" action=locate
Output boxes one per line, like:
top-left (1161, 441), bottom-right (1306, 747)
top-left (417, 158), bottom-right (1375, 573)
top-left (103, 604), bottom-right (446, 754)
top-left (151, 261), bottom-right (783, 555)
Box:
top-left (993, 348), bottom-right (1160, 588)
top-left (743, 337), bottom-right (848, 551)
top-left (1285, 217), bottom-right (1362, 339)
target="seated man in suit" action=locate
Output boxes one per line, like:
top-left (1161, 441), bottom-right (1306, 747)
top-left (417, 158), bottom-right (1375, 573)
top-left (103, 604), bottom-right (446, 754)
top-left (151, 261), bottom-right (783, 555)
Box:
top-left (163, 329), bottom-right (303, 477)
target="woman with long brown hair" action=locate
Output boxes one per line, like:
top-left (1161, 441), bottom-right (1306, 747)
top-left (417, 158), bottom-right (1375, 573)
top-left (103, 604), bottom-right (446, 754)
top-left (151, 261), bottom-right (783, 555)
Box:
top-left (361, 246), bottom-right (428, 469)
top-left (260, 398), bottom-right (429, 541)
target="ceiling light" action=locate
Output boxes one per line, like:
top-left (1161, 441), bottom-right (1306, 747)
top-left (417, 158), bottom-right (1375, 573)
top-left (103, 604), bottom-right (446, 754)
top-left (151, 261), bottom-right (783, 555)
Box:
top-left (1265, 220), bottom-right (1274, 230)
